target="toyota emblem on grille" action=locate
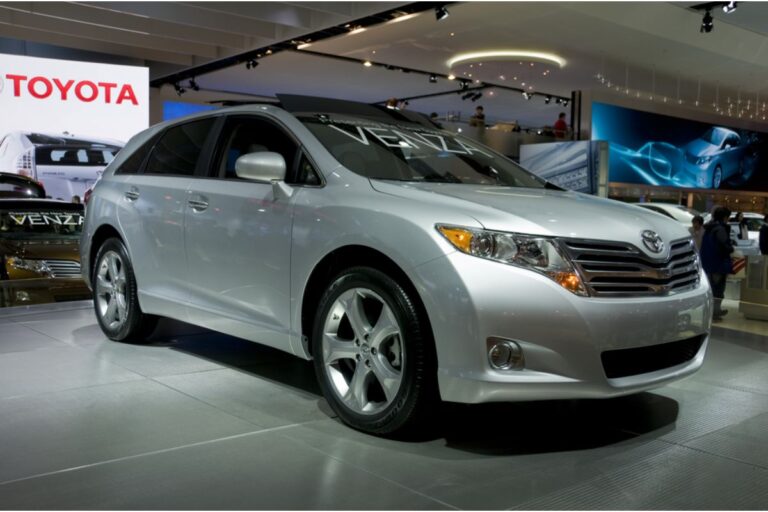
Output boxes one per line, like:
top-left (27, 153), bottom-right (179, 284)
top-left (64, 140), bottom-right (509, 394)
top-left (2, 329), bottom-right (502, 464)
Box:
top-left (641, 230), bottom-right (664, 254)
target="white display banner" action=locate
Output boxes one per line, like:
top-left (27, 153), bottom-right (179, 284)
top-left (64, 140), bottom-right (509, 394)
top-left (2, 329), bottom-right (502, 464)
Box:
top-left (0, 54), bottom-right (148, 200)
top-left (0, 53), bottom-right (148, 142)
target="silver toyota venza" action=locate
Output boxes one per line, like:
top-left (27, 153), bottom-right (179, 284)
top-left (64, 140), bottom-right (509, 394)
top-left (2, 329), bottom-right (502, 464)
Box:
top-left (81, 95), bottom-right (711, 435)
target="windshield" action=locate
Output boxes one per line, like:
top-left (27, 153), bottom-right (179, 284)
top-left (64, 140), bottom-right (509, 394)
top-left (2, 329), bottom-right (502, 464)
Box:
top-left (0, 209), bottom-right (83, 240)
top-left (300, 116), bottom-right (546, 188)
top-left (701, 127), bottom-right (727, 146)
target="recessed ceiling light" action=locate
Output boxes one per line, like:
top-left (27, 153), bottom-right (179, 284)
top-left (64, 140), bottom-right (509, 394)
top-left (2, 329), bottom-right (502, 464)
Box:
top-left (447, 50), bottom-right (566, 68)
top-left (389, 12), bottom-right (419, 23)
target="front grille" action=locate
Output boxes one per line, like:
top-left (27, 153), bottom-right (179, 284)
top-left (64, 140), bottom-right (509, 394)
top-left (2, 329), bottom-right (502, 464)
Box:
top-left (44, 259), bottom-right (81, 278)
top-left (561, 238), bottom-right (699, 297)
top-left (601, 335), bottom-right (705, 379)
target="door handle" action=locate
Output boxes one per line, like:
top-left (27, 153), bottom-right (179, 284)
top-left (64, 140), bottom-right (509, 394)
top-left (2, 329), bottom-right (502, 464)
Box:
top-left (188, 197), bottom-right (209, 212)
top-left (124, 186), bottom-right (140, 201)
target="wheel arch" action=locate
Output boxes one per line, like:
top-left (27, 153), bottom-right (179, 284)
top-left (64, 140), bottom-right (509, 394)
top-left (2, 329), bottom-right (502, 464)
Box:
top-left (89, 224), bottom-right (124, 282)
top-left (300, 244), bottom-right (434, 357)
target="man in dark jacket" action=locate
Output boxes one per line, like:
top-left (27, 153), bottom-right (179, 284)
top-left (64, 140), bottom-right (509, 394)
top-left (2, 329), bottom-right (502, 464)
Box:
top-left (760, 215), bottom-right (768, 255)
top-left (700, 206), bottom-right (733, 320)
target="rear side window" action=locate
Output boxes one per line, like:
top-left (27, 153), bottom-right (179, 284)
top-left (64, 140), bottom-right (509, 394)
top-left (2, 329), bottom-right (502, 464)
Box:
top-left (35, 147), bottom-right (118, 166)
top-left (117, 136), bottom-right (157, 175)
top-left (145, 119), bottom-right (214, 176)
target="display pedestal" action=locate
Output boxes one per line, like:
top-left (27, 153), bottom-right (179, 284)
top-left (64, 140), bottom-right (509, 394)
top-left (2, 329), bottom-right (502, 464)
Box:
top-left (739, 256), bottom-right (768, 320)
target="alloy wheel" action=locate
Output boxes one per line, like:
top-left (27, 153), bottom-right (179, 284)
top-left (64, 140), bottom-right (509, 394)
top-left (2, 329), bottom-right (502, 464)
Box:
top-left (321, 287), bottom-right (405, 415)
top-left (95, 250), bottom-right (128, 331)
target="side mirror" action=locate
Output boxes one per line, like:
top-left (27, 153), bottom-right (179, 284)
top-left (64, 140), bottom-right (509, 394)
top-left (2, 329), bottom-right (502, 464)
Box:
top-left (235, 152), bottom-right (286, 182)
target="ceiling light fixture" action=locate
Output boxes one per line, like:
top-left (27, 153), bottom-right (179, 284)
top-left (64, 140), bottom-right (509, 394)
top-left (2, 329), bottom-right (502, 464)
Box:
top-left (544, 95), bottom-right (552, 104)
top-left (245, 59), bottom-right (259, 70)
top-left (188, 78), bottom-right (200, 92)
top-left (522, 91), bottom-right (532, 100)
top-left (471, 92), bottom-right (483, 102)
top-left (297, 42), bottom-right (312, 50)
top-left (349, 26), bottom-right (367, 35)
top-left (174, 83), bottom-right (185, 96)
top-left (722, 1), bottom-right (737, 13)
top-left (363, 60), bottom-right (373, 67)
top-left (389, 12), bottom-right (419, 23)
top-left (700, 9), bottom-right (714, 32)
top-left (429, 74), bottom-right (438, 83)
top-left (447, 74), bottom-right (456, 80)
top-left (447, 50), bottom-right (566, 69)
top-left (435, 6), bottom-right (449, 21)
top-left (461, 92), bottom-right (474, 100)
top-left (562, 99), bottom-right (569, 107)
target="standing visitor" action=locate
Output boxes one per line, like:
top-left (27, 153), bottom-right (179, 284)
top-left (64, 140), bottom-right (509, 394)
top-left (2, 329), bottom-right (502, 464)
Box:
top-left (700, 206), bottom-right (734, 320)
top-left (689, 215), bottom-right (704, 251)
top-left (553, 112), bottom-right (568, 138)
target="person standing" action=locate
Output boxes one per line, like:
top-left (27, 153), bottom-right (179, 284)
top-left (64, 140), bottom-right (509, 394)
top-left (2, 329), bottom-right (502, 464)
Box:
top-left (759, 214), bottom-right (768, 255)
top-left (734, 212), bottom-right (749, 240)
top-left (553, 112), bottom-right (568, 138)
top-left (700, 206), bottom-right (734, 320)
top-left (469, 105), bottom-right (486, 127)
top-left (689, 215), bottom-right (704, 251)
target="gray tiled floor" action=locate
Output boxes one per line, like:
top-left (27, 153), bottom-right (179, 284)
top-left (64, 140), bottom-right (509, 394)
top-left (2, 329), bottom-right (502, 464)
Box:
top-left (0, 301), bottom-right (767, 510)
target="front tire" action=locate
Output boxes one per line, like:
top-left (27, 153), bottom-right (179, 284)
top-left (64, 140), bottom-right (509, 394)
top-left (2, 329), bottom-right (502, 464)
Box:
top-left (712, 165), bottom-right (722, 189)
top-left (93, 237), bottom-right (157, 342)
top-left (312, 267), bottom-right (437, 436)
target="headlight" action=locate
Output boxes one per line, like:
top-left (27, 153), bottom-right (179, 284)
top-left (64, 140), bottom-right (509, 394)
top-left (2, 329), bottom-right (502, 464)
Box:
top-left (6, 257), bottom-right (51, 276)
top-left (436, 225), bottom-right (588, 296)
top-left (696, 155), bottom-right (713, 165)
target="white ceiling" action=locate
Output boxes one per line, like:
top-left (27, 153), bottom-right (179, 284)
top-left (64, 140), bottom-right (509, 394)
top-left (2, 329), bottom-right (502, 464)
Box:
top-left (3, 1), bottom-right (768, 127)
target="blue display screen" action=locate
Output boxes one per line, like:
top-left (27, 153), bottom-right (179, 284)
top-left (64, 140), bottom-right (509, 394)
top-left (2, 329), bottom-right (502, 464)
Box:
top-left (162, 101), bottom-right (218, 121)
top-left (592, 102), bottom-right (768, 191)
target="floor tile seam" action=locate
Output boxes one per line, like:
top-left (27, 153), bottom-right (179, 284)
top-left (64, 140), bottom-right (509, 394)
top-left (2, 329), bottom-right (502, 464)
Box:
top-left (0, 305), bottom-right (92, 322)
top-left (0, 373), bottom-right (147, 402)
top-left (276, 429), bottom-right (462, 511)
top-left (147, 374), bottom-right (281, 430)
top-left (0, 424), bottom-right (301, 488)
top-left (674, 438), bottom-right (768, 471)
top-left (2, 321), bottom-right (80, 348)
top-left (692, 377), bottom-right (768, 398)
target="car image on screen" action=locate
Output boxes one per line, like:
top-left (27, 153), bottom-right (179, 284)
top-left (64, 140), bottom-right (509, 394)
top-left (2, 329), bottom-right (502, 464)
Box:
top-left (683, 127), bottom-right (751, 189)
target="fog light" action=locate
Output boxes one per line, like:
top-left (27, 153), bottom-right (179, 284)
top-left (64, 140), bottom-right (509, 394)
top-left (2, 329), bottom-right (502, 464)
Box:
top-left (487, 337), bottom-right (524, 370)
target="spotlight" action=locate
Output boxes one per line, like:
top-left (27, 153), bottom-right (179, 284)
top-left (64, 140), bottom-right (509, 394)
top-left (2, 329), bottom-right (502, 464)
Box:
top-left (188, 78), bottom-right (200, 92)
top-left (562, 99), bottom-right (569, 107)
top-left (173, 83), bottom-right (185, 96)
top-left (522, 91), bottom-right (532, 100)
top-left (722, 1), bottom-right (737, 13)
top-left (701, 9), bottom-right (713, 32)
top-left (471, 92), bottom-right (483, 102)
top-left (435, 6), bottom-right (449, 21)
top-left (447, 74), bottom-right (456, 80)
top-left (544, 95), bottom-right (552, 104)
top-left (363, 60), bottom-right (372, 67)
top-left (429, 74), bottom-right (438, 83)
top-left (245, 59), bottom-right (259, 69)
top-left (461, 92), bottom-right (474, 100)
top-left (459, 80), bottom-right (470, 90)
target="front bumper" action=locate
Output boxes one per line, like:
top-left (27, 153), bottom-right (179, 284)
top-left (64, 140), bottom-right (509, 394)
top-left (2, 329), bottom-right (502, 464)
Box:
top-left (412, 251), bottom-right (712, 403)
top-left (0, 278), bottom-right (91, 307)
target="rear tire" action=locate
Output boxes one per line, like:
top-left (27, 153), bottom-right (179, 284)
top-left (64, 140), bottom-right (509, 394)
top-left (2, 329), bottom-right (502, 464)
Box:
top-left (92, 237), bottom-right (157, 342)
top-left (312, 266), bottom-right (438, 436)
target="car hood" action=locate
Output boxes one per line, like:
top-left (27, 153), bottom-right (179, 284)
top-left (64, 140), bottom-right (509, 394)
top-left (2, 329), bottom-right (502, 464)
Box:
top-left (684, 138), bottom-right (718, 157)
top-left (0, 238), bottom-right (80, 260)
top-left (370, 181), bottom-right (690, 255)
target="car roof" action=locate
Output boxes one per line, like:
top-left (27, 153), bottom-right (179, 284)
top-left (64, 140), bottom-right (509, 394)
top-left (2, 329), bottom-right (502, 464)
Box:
top-left (0, 172), bottom-right (40, 184)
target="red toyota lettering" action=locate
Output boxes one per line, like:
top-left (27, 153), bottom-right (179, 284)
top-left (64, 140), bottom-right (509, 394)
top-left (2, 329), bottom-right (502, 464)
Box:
top-left (5, 74), bottom-right (27, 96)
top-left (28, 77), bottom-right (53, 99)
top-left (53, 78), bottom-right (75, 100)
top-left (98, 82), bottom-right (117, 103)
top-left (75, 80), bottom-right (98, 102)
top-left (116, 84), bottom-right (138, 106)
